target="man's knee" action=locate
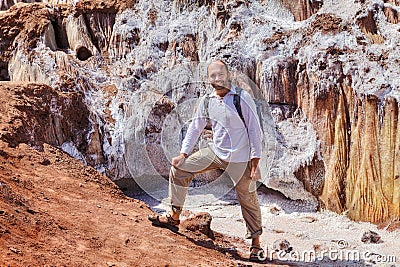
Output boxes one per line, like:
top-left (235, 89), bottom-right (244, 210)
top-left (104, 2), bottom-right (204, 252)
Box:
top-left (170, 165), bottom-right (194, 184)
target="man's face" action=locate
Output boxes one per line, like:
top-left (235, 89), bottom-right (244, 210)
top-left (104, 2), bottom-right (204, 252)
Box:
top-left (207, 62), bottom-right (230, 90)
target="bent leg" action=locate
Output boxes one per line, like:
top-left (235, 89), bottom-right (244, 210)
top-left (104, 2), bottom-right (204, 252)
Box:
top-left (169, 147), bottom-right (222, 210)
top-left (169, 166), bottom-right (194, 211)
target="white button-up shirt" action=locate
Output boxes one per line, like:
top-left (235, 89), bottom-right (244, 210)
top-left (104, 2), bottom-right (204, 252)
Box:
top-left (180, 85), bottom-right (263, 162)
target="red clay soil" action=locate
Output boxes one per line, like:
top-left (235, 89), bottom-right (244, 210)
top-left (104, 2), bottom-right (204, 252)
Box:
top-left (0, 82), bottom-right (284, 266)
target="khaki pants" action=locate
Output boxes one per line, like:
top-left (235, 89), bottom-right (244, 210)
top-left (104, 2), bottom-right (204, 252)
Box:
top-left (169, 147), bottom-right (262, 239)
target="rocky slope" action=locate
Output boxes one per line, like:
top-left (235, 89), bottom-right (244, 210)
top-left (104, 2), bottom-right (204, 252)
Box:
top-left (0, 0), bottom-right (399, 225)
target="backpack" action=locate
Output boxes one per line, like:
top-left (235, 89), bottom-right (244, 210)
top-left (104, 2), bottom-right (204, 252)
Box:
top-left (202, 87), bottom-right (263, 130)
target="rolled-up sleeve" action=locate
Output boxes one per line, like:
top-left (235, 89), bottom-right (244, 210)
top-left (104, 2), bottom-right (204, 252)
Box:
top-left (180, 96), bottom-right (208, 155)
top-left (241, 91), bottom-right (263, 159)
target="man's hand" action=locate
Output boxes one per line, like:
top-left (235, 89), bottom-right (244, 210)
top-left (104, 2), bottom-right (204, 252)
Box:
top-left (249, 158), bottom-right (261, 181)
top-left (171, 153), bottom-right (187, 168)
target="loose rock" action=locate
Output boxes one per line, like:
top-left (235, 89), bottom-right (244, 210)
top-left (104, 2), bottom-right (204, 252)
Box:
top-left (361, 230), bottom-right (381, 244)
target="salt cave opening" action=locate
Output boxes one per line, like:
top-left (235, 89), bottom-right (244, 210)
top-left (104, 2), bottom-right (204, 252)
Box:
top-left (76, 46), bottom-right (93, 61)
top-left (0, 62), bottom-right (10, 81)
top-left (51, 19), bottom-right (70, 50)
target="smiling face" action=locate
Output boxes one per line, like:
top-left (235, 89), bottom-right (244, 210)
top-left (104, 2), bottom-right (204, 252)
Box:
top-left (207, 61), bottom-right (231, 91)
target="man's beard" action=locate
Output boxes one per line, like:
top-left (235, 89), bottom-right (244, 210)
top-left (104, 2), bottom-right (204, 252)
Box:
top-left (211, 81), bottom-right (230, 90)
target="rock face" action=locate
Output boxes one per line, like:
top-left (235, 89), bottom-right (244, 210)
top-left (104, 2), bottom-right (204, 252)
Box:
top-left (0, 83), bottom-right (90, 158)
top-left (279, 0), bottom-right (323, 21)
top-left (0, 0), bottom-right (399, 224)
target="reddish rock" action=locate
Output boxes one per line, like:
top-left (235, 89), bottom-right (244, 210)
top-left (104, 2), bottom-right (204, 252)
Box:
top-left (0, 82), bottom-right (90, 150)
top-left (180, 212), bottom-right (215, 240)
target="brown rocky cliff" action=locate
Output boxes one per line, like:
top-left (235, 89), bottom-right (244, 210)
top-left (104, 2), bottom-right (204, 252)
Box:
top-left (0, 82), bottom-right (90, 150)
top-left (260, 8), bottom-right (400, 224)
top-left (345, 95), bottom-right (400, 223)
top-left (297, 44), bottom-right (400, 223)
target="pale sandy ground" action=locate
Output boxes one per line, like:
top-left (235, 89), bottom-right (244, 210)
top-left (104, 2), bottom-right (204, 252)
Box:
top-left (130, 180), bottom-right (400, 267)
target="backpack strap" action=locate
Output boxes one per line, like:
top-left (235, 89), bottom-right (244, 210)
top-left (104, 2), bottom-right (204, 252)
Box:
top-left (233, 87), bottom-right (245, 125)
top-left (203, 93), bottom-right (210, 119)
top-left (204, 88), bottom-right (245, 125)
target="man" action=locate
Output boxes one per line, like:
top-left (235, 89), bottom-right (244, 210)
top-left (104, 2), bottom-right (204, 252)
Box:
top-left (149, 59), bottom-right (264, 261)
